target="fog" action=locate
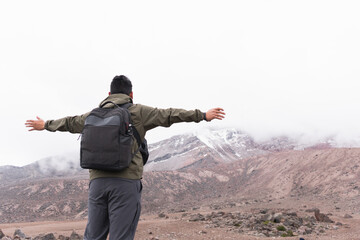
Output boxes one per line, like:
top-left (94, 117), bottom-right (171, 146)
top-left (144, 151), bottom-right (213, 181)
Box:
top-left (1, 0), bottom-right (360, 166)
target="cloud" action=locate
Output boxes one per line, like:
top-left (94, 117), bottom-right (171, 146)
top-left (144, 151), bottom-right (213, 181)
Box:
top-left (1, 0), bottom-right (360, 166)
top-left (36, 152), bottom-right (81, 175)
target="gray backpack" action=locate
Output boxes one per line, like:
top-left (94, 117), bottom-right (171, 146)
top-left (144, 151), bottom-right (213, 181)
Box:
top-left (80, 101), bottom-right (134, 171)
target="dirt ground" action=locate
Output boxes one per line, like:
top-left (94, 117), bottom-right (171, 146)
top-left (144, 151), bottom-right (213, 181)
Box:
top-left (1, 212), bottom-right (360, 240)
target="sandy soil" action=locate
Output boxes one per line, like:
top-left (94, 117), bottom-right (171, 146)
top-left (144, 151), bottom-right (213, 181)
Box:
top-left (1, 211), bottom-right (360, 240)
top-left (0, 217), bottom-right (265, 240)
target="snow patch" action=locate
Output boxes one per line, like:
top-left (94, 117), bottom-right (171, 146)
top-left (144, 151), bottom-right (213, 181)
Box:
top-left (216, 175), bottom-right (229, 182)
top-left (196, 129), bottom-right (216, 149)
top-left (199, 170), bottom-right (214, 178)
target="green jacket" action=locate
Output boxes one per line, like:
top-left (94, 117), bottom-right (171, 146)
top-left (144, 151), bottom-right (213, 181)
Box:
top-left (45, 93), bottom-right (205, 180)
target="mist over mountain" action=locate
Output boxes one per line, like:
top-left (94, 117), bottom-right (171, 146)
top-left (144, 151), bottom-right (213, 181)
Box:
top-left (0, 128), bottom-right (337, 184)
top-left (145, 128), bottom-right (337, 171)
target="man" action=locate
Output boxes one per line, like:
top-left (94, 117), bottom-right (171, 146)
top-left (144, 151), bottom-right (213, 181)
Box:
top-left (25, 75), bottom-right (225, 240)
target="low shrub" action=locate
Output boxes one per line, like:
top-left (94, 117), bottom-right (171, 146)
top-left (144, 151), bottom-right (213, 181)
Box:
top-left (276, 225), bottom-right (286, 231)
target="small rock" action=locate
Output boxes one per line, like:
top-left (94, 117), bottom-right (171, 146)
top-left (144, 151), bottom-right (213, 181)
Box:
top-left (259, 209), bottom-right (268, 214)
top-left (1, 237), bottom-right (12, 240)
top-left (189, 213), bottom-right (205, 222)
top-left (14, 229), bottom-right (26, 239)
top-left (287, 212), bottom-right (297, 216)
top-left (305, 208), bottom-right (317, 213)
top-left (271, 213), bottom-right (282, 223)
top-left (69, 231), bottom-right (82, 240)
top-left (314, 209), bottom-right (334, 223)
top-left (344, 214), bottom-right (353, 219)
top-left (211, 205), bottom-right (221, 210)
top-left (158, 212), bottom-right (166, 218)
top-left (58, 235), bottom-right (70, 240)
top-left (33, 233), bottom-right (56, 240)
top-left (227, 203), bottom-right (236, 208)
top-left (0, 229), bottom-right (5, 239)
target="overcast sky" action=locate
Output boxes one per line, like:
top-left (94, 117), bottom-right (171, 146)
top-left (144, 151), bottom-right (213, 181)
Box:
top-left (1, 0), bottom-right (360, 166)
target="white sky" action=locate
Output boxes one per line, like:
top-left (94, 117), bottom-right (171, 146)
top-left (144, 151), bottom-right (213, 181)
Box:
top-left (1, 0), bottom-right (360, 166)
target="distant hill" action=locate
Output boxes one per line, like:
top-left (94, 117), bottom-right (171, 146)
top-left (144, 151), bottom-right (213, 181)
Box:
top-left (142, 148), bottom-right (360, 214)
top-left (1, 128), bottom-right (358, 224)
top-left (0, 128), bottom-right (335, 184)
top-left (1, 128), bottom-right (324, 184)
top-left (0, 154), bottom-right (87, 186)
top-left (145, 128), bottom-right (334, 171)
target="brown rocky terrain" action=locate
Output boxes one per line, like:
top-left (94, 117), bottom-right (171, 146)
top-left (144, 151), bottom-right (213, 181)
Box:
top-left (1, 207), bottom-right (360, 239)
top-left (1, 147), bottom-right (360, 239)
top-left (1, 129), bottom-right (359, 239)
top-left (142, 148), bottom-right (360, 215)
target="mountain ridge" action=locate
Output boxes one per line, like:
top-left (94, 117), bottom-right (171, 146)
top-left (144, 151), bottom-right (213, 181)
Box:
top-left (0, 128), bottom-right (336, 184)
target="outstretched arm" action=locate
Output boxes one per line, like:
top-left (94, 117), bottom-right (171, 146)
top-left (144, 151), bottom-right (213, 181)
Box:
top-left (205, 108), bottom-right (225, 121)
top-left (140, 104), bottom-right (226, 132)
top-left (25, 113), bottom-right (89, 133)
top-left (25, 116), bottom-right (45, 131)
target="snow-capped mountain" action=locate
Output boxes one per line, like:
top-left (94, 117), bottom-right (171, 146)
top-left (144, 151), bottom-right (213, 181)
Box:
top-left (144, 128), bottom-right (333, 171)
top-left (0, 128), bottom-right (335, 183)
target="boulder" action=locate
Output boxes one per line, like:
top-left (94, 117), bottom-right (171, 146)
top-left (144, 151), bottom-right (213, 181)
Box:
top-left (58, 235), bottom-right (70, 240)
top-left (314, 209), bottom-right (334, 223)
top-left (13, 229), bottom-right (26, 239)
top-left (33, 233), bottom-right (56, 240)
top-left (1, 237), bottom-right (12, 240)
top-left (69, 231), bottom-right (82, 240)
top-left (189, 213), bottom-right (205, 222)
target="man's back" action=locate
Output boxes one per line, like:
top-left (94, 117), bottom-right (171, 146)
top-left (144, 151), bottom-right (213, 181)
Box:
top-left (45, 93), bottom-right (206, 180)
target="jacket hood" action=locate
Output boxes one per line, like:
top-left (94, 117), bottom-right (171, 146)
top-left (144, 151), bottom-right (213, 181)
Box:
top-left (99, 93), bottom-right (133, 108)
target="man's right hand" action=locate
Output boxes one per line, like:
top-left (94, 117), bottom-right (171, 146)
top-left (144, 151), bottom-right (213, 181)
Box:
top-left (25, 116), bottom-right (45, 131)
top-left (205, 108), bottom-right (226, 121)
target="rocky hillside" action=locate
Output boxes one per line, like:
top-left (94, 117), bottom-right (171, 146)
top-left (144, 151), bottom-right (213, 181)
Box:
top-left (1, 148), bottom-right (359, 224)
top-left (0, 155), bottom-right (87, 186)
top-left (0, 178), bottom-right (88, 223)
top-left (1, 128), bottom-right (324, 184)
top-left (142, 148), bottom-right (360, 213)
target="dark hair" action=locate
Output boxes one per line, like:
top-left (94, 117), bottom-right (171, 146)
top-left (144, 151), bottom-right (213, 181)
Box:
top-left (110, 75), bottom-right (132, 95)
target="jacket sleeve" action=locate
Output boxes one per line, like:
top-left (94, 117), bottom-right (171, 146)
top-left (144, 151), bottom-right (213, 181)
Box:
top-left (44, 112), bottom-right (90, 133)
top-left (139, 105), bottom-right (205, 131)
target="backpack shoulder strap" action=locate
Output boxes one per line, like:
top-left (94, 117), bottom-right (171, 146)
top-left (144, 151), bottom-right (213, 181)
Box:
top-left (121, 102), bottom-right (149, 165)
top-left (132, 126), bottom-right (142, 149)
top-left (100, 101), bottom-right (119, 108)
top-left (120, 102), bottom-right (132, 110)
top-left (119, 103), bottom-right (142, 146)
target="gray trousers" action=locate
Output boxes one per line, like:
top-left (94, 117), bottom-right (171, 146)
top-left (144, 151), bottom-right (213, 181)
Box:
top-left (84, 178), bottom-right (142, 240)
